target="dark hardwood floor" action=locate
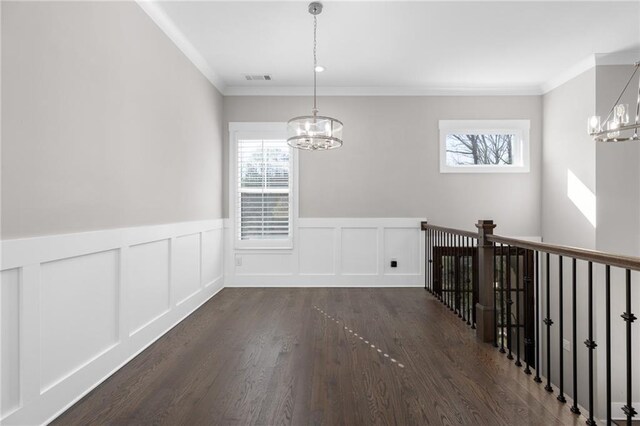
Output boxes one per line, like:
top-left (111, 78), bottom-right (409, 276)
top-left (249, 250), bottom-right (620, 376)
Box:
top-left (53, 288), bottom-right (585, 425)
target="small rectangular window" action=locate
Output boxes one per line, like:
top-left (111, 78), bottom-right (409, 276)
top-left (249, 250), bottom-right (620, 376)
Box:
top-left (230, 123), bottom-right (296, 249)
top-left (439, 120), bottom-right (530, 173)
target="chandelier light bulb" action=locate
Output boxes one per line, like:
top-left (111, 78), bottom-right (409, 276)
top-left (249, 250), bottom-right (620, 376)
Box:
top-left (615, 103), bottom-right (630, 124)
top-left (588, 115), bottom-right (601, 134)
top-left (315, 65), bottom-right (325, 73)
top-left (607, 119), bottom-right (621, 139)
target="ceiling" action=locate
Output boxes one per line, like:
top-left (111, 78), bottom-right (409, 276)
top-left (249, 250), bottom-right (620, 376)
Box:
top-left (144, 1), bottom-right (640, 95)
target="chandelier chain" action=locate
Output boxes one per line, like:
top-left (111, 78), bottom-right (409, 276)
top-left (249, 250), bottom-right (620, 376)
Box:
top-left (313, 15), bottom-right (318, 114)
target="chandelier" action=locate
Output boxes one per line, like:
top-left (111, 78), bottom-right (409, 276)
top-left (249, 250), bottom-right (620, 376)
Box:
top-left (287, 2), bottom-right (343, 151)
top-left (588, 61), bottom-right (640, 142)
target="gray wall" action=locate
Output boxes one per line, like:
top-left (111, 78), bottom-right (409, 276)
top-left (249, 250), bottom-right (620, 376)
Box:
top-left (1, 1), bottom-right (224, 239)
top-left (224, 95), bottom-right (543, 236)
top-left (595, 65), bottom-right (640, 257)
top-left (542, 69), bottom-right (596, 249)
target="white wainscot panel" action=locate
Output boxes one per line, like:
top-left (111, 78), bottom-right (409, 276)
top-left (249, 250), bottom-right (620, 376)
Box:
top-left (235, 252), bottom-right (293, 276)
top-left (299, 228), bottom-right (335, 275)
top-left (41, 250), bottom-right (119, 392)
top-left (1, 268), bottom-right (21, 418)
top-left (128, 239), bottom-right (170, 335)
top-left (201, 229), bottom-right (223, 286)
top-left (341, 228), bottom-right (378, 275)
top-left (384, 228), bottom-right (420, 275)
top-left (173, 233), bottom-right (202, 305)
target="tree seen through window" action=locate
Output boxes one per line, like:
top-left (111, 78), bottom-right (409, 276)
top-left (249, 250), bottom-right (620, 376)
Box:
top-left (445, 134), bottom-right (515, 166)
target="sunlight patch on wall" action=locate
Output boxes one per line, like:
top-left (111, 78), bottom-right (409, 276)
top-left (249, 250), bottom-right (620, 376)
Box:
top-left (567, 169), bottom-right (596, 227)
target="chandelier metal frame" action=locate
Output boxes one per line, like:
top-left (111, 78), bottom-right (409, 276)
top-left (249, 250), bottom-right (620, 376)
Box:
top-left (589, 61), bottom-right (640, 143)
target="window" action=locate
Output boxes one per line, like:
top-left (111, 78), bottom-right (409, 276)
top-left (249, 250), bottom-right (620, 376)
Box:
top-left (439, 120), bottom-right (530, 173)
top-left (230, 123), bottom-right (296, 249)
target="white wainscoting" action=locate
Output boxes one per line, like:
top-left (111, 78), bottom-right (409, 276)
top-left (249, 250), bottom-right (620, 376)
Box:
top-left (225, 218), bottom-right (426, 287)
top-left (0, 220), bottom-right (224, 426)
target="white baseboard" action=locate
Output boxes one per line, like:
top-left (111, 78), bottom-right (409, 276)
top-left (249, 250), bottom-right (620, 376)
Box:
top-left (0, 220), bottom-right (225, 425)
top-left (611, 402), bottom-right (640, 421)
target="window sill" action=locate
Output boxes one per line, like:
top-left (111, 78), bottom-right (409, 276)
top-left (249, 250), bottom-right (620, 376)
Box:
top-left (233, 245), bottom-right (294, 251)
top-left (440, 165), bottom-right (530, 174)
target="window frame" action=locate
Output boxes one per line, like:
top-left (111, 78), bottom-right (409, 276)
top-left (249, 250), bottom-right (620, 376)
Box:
top-left (229, 122), bottom-right (298, 250)
top-left (439, 120), bottom-right (531, 173)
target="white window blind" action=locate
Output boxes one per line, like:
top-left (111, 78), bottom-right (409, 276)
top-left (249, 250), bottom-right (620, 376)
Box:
top-left (236, 138), bottom-right (292, 246)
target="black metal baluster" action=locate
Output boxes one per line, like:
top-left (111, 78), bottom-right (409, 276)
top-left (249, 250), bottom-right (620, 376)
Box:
top-left (585, 261), bottom-right (596, 425)
top-left (469, 236), bottom-right (472, 324)
top-left (450, 233), bottom-right (454, 311)
top-left (436, 230), bottom-right (440, 301)
top-left (424, 228), bottom-right (428, 291)
top-left (438, 231), bottom-right (444, 302)
top-left (449, 233), bottom-right (454, 312)
top-left (430, 229), bottom-right (433, 292)
top-left (463, 236), bottom-right (468, 324)
top-left (570, 258), bottom-right (580, 414)
top-left (429, 228), bottom-right (433, 292)
top-left (515, 248), bottom-right (522, 367)
top-left (606, 265), bottom-right (612, 425)
top-left (467, 236), bottom-right (472, 326)
top-left (500, 243), bottom-right (505, 353)
top-left (471, 237), bottom-right (476, 330)
top-left (443, 233), bottom-right (451, 307)
top-left (524, 250), bottom-right (532, 375)
top-left (441, 231), bottom-right (445, 303)
top-left (446, 232), bottom-right (450, 308)
top-left (534, 251), bottom-right (542, 383)
top-left (431, 229), bottom-right (434, 292)
top-left (441, 231), bottom-right (445, 302)
top-left (469, 236), bottom-right (473, 324)
top-left (557, 255), bottom-right (566, 402)
top-left (428, 229), bottom-right (432, 292)
top-left (452, 233), bottom-right (456, 312)
top-left (506, 246), bottom-right (513, 360)
top-left (439, 231), bottom-right (444, 303)
top-left (444, 232), bottom-right (449, 308)
top-left (544, 252), bottom-right (554, 393)
top-left (456, 234), bottom-right (462, 318)
top-left (622, 269), bottom-right (637, 424)
top-left (493, 240), bottom-right (498, 347)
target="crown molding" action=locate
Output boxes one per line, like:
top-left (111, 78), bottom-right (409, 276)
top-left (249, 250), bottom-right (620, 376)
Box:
top-left (541, 50), bottom-right (640, 94)
top-left (540, 55), bottom-right (597, 94)
top-left (224, 85), bottom-right (543, 97)
top-left (133, 2), bottom-right (540, 98)
top-left (594, 50), bottom-right (640, 66)
top-left (136, 0), bottom-right (227, 94)
top-left (135, 1), bottom-right (639, 98)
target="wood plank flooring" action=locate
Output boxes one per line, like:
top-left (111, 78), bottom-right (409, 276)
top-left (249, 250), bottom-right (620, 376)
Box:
top-left (53, 288), bottom-right (586, 425)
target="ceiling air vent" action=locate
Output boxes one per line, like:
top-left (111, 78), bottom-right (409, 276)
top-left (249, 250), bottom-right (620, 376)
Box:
top-left (244, 74), bottom-right (272, 81)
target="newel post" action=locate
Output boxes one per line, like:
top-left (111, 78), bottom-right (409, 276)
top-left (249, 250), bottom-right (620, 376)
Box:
top-left (475, 220), bottom-right (496, 343)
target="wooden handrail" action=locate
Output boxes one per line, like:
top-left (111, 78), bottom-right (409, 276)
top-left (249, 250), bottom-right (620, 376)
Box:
top-left (421, 222), bottom-right (477, 239)
top-left (486, 234), bottom-right (640, 272)
top-left (422, 220), bottom-right (640, 271)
